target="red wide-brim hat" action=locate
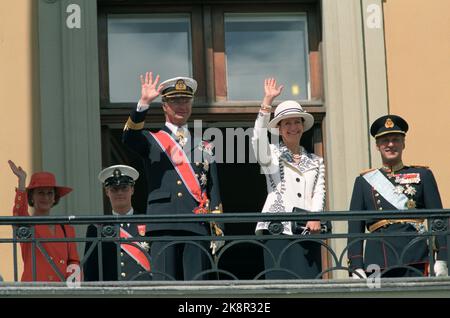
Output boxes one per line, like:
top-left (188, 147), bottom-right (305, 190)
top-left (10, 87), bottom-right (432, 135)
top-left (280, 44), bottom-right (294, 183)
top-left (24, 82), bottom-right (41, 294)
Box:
top-left (26, 172), bottom-right (72, 198)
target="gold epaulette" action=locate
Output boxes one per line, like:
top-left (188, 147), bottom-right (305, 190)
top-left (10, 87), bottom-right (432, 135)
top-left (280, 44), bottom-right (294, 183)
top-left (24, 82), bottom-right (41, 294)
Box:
top-left (410, 164), bottom-right (430, 169)
top-left (123, 117), bottom-right (145, 131)
top-left (360, 168), bottom-right (376, 176)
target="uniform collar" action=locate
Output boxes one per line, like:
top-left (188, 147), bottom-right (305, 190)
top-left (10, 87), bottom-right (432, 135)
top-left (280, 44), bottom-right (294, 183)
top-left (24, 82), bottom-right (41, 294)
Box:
top-left (112, 208), bottom-right (134, 216)
top-left (165, 122), bottom-right (188, 137)
top-left (381, 161), bottom-right (404, 174)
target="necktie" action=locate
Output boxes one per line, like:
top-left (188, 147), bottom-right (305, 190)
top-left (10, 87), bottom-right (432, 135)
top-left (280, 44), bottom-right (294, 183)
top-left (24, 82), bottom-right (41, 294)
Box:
top-left (176, 127), bottom-right (186, 146)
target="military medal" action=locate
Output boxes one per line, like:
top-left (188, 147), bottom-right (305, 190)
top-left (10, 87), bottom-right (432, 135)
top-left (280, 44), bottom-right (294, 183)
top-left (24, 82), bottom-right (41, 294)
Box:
top-left (203, 160), bottom-right (209, 172)
top-left (394, 185), bottom-right (405, 194)
top-left (193, 206), bottom-right (209, 214)
top-left (193, 197), bottom-right (209, 214)
top-left (138, 241), bottom-right (150, 252)
top-left (138, 224), bottom-right (146, 236)
top-left (176, 129), bottom-right (187, 147)
top-left (199, 172), bottom-right (207, 186)
top-left (395, 173), bottom-right (420, 184)
top-left (198, 141), bottom-right (214, 155)
top-left (404, 184), bottom-right (417, 196)
top-left (406, 199), bottom-right (416, 209)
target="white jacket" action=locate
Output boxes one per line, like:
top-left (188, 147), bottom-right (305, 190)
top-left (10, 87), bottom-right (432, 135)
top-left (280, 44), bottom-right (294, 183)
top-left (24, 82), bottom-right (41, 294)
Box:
top-left (252, 112), bottom-right (326, 235)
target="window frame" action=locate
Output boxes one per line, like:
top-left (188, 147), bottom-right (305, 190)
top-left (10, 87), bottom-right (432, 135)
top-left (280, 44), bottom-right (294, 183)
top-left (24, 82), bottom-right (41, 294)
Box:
top-left (98, 1), bottom-right (323, 123)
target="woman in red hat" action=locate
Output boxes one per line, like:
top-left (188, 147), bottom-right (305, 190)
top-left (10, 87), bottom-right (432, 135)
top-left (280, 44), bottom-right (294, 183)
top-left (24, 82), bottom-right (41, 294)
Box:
top-left (8, 160), bottom-right (80, 282)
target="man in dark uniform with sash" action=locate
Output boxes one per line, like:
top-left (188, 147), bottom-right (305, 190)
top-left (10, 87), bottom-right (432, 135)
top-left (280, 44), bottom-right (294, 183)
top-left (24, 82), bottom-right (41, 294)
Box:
top-left (122, 71), bottom-right (223, 280)
top-left (347, 115), bottom-right (448, 278)
top-left (84, 165), bottom-right (152, 281)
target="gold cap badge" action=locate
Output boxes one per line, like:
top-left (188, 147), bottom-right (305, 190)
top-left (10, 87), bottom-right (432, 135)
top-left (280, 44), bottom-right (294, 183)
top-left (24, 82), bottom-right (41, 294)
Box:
top-left (385, 118), bottom-right (394, 128)
top-left (175, 79), bottom-right (187, 91)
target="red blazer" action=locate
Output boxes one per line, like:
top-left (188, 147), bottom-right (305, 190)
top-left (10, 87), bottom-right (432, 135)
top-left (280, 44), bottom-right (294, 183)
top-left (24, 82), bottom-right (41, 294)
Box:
top-left (13, 189), bottom-right (80, 282)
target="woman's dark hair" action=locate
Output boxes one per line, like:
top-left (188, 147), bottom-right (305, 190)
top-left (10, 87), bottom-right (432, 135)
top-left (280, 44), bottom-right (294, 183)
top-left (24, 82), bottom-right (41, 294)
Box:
top-left (277, 117), bottom-right (305, 127)
top-left (27, 188), bottom-right (60, 207)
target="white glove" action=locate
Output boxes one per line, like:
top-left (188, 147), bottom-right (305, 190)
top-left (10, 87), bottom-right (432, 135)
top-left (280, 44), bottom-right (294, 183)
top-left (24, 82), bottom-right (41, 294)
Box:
top-left (351, 268), bottom-right (367, 279)
top-left (210, 240), bottom-right (225, 255)
top-left (434, 260), bottom-right (448, 277)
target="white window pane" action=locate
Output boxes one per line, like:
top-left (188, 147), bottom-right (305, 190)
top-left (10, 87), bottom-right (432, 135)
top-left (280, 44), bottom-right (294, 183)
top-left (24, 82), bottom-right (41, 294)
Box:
top-left (225, 13), bottom-right (310, 101)
top-left (108, 14), bottom-right (192, 103)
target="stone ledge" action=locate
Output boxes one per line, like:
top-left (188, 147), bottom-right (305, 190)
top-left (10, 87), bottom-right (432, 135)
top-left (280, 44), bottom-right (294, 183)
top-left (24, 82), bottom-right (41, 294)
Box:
top-left (1, 277), bottom-right (450, 297)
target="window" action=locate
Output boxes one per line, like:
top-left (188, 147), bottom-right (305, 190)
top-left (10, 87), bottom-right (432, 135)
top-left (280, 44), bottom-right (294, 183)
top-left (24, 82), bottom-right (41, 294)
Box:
top-left (98, 1), bottom-right (323, 120)
top-left (224, 13), bottom-right (310, 101)
top-left (107, 14), bottom-right (193, 103)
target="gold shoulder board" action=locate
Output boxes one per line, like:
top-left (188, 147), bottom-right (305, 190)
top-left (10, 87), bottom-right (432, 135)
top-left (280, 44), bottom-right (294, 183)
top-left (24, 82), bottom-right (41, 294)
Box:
top-left (360, 168), bottom-right (376, 176)
top-left (410, 164), bottom-right (430, 169)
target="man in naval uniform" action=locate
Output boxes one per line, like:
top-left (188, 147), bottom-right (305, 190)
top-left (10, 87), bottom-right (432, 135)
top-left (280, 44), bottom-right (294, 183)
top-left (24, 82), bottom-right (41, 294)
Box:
top-left (122, 71), bottom-right (223, 280)
top-left (347, 115), bottom-right (448, 278)
top-left (83, 165), bottom-right (152, 281)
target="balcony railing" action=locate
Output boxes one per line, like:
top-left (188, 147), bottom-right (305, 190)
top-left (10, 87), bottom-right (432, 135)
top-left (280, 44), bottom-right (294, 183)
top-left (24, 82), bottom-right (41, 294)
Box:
top-left (0, 210), bottom-right (448, 282)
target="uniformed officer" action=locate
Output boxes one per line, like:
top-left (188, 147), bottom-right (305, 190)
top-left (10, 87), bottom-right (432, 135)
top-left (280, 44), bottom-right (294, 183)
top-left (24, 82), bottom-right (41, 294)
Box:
top-left (122, 71), bottom-right (223, 280)
top-left (83, 165), bottom-right (152, 281)
top-left (347, 115), bottom-right (448, 278)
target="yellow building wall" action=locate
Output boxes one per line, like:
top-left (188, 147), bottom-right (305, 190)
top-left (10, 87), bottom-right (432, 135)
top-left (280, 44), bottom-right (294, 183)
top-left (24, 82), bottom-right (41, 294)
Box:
top-left (384, 0), bottom-right (450, 207)
top-left (0, 0), bottom-right (40, 281)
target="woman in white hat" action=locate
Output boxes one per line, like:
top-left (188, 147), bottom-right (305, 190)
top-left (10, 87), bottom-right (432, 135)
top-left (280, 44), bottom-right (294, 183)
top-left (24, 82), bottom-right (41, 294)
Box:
top-left (252, 78), bottom-right (326, 279)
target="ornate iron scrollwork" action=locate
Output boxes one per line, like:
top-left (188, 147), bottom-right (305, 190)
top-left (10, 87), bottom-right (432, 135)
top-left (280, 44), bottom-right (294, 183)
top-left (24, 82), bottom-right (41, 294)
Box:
top-left (267, 221), bottom-right (284, 235)
top-left (431, 218), bottom-right (448, 232)
top-left (16, 226), bottom-right (32, 239)
top-left (101, 225), bottom-right (117, 237)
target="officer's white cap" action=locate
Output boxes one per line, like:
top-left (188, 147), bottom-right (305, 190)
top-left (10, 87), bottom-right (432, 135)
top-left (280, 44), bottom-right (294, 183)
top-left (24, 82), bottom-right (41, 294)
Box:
top-left (160, 77), bottom-right (197, 98)
top-left (98, 165), bottom-right (139, 186)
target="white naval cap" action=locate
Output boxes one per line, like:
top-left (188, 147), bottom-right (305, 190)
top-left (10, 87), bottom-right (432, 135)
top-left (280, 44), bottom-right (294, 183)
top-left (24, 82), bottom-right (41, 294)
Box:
top-left (160, 76), bottom-right (197, 99)
top-left (98, 165), bottom-right (139, 187)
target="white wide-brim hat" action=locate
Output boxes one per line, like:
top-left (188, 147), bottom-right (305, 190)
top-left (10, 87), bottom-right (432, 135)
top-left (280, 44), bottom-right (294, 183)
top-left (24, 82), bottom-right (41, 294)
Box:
top-left (268, 100), bottom-right (314, 134)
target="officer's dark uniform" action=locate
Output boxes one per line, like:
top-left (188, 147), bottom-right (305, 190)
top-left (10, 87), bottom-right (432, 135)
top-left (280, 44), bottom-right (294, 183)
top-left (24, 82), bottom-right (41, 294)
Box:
top-left (83, 165), bottom-right (152, 281)
top-left (84, 222), bottom-right (151, 281)
top-left (122, 77), bottom-right (223, 281)
top-left (347, 115), bottom-right (447, 277)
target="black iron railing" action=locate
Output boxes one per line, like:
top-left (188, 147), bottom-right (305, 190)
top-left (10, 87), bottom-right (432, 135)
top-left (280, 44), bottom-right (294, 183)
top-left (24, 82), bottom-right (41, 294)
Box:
top-left (0, 210), bottom-right (448, 282)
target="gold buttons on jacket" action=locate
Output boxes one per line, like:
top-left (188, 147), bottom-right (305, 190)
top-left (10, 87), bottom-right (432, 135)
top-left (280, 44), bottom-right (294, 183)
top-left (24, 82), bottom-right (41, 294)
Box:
top-left (377, 200), bottom-right (381, 204)
top-left (378, 207), bottom-right (383, 211)
top-left (177, 192), bottom-right (183, 198)
top-left (121, 272), bottom-right (126, 278)
top-left (177, 180), bottom-right (182, 185)
top-left (121, 262), bottom-right (125, 267)
top-left (59, 260), bottom-right (65, 264)
top-left (375, 193), bottom-right (380, 197)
